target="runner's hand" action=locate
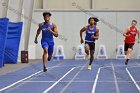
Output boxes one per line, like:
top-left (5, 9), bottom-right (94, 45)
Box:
top-left (80, 39), bottom-right (84, 44)
top-left (34, 38), bottom-right (38, 44)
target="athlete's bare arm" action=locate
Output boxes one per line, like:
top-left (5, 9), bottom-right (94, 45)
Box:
top-left (137, 29), bottom-right (140, 43)
top-left (34, 24), bottom-right (42, 44)
top-left (123, 27), bottom-right (130, 37)
top-left (47, 23), bottom-right (58, 37)
top-left (80, 26), bottom-right (87, 44)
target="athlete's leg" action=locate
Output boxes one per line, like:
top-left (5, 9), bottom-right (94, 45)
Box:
top-left (124, 43), bottom-right (128, 65)
top-left (85, 45), bottom-right (90, 55)
top-left (48, 54), bottom-right (52, 61)
top-left (125, 48), bottom-right (132, 65)
top-left (89, 50), bottom-right (94, 65)
top-left (88, 42), bottom-right (95, 70)
top-left (48, 42), bottom-right (54, 61)
top-left (126, 48), bottom-right (132, 59)
top-left (124, 43), bottom-right (128, 55)
top-left (41, 40), bottom-right (49, 72)
top-left (89, 42), bottom-right (95, 65)
top-left (43, 48), bottom-right (48, 72)
top-left (85, 42), bottom-right (90, 59)
top-left (125, 43), bottom-right (134, 65)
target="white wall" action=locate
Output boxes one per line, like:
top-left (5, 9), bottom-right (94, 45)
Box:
top-left (34, 0), bottom-right (43, 9)
top-left (0, 0), bottom-right (9, 18)
top-left (29, 10), bottom-right (140, 59)
top-left (94, 0), bottom-right (140, 9)
top-left (0, 0), bottom-right (3, 17)
top-left (34, 0), bottom-right (140, 9)
top-left (43, 0), bottom-right (91, 9)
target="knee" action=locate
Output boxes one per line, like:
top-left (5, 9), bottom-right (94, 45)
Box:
top-left (127, 48), bottom-right (132, 53)
top-left (90, 55), bottom-right (94, 59)
top-left (43, 50), bottom-right (48, 54)
top-left (85, 49), bottom-right (89, 53)
top-left (85, 50), bottom-right (87, 53)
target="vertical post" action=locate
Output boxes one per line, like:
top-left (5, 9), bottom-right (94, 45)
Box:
top-left (23, 0), bottom-right (35, 50)
top-left (90, 0), bottom-right (93, 9)
top-left (0, 0), bottom-right (9, 18)
top-left (17, 0), bottom-right (24, 21)
top-left (91, 0), bottom-right (95, 9)
top-left (6, 0), bottom-right (24, 22)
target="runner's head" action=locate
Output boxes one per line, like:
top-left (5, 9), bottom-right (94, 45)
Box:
top-left (88, 17), bottom-right (99, 25)
top-left (43, 12), bottom-right (52, 22)
top-left (131, 20), bottom-right (137, 28)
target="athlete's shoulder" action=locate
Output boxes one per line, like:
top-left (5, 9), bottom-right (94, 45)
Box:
top-left (52, 23), bottom-right (57, 28)
top-left (135, 27), bottom-right (139, 31)
top-left (85, 25), bottom-right (89, 29)
top-left (39, 22), bottom-right (44, 27)
top-left (127, 26), bottom-right (131, 31)
top-left (96, 26), bottom-right (99, 30)
top-left (38, 22), bottom-right (44, 30)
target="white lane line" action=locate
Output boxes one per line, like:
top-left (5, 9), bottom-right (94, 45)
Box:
top-left (0, 70), bottom-right (42, 92)
top-left (91, 67), bottom-right (101, 93)
top-left (101, 65), bottom-right (126, 69)
top-left (101, 65), bottom-right (140, 69)
top-left (111, 62), bottom-right (120, 93)
top-left (126, 68), bottom-right (140, 92)
top-left (0, 62), bottom-right (64, 92)
top-left (59, 64), bottom-right (86, 93)
top-left (22, 80), bottom-right (140, 83)
top-left (42, 67), bottom-right (76, 93)
top-left (127, 66), bottom-right (140, 69)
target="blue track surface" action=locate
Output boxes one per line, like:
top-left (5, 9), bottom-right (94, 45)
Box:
top-left (0, 59), bottom-right (140, 93)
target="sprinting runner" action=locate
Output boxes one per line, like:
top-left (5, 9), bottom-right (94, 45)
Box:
top-left (34, 12), bottom-right (58, 72)
top-left (123, 20), bottom-right (140, 65)
top-left (80, 17), bottom-right (99, 70)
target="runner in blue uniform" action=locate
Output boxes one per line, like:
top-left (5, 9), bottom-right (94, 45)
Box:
top-left (80, 17), bottom-right (99, 70)
top-left (34, 12), bottom-right (58, 72)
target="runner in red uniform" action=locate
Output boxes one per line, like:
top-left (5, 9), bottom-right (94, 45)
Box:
top-left (123, 20), bottom-right (140, 65)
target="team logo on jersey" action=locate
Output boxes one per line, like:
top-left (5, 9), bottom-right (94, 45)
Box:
top-left (87, 30), bottom-right (95, 34)
top-left (42, 28), bottom-right (47, 31)
top-left (130, 32), bottom-right (137, 35)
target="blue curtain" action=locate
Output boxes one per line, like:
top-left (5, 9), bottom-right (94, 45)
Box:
top-left (4, 22), bottom-right (23, 64)
top-left (0, 18), bottom-right (9, 68)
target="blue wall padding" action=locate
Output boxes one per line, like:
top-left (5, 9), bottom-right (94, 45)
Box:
top-left (0, 18), bottom-right (9, 68)
top-left (4, 22), bottom-right (23, 64)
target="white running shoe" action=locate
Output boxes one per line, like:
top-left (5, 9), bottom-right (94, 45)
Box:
top-left (88, 65), bottom-right (91, 70)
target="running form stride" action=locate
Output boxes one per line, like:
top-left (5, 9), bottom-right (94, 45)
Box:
top-left (80, 17), bottom-right (99, 70)
top-left (123, 20), bottom-right (140, 65)
top-left (34, 12), bottom-right (58, 72)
